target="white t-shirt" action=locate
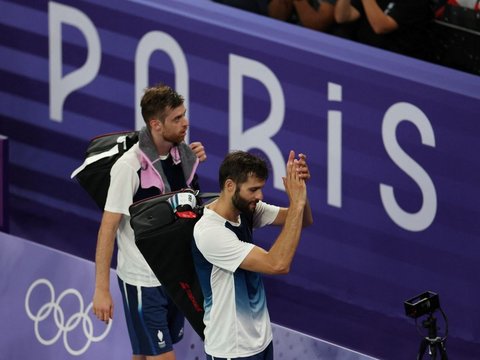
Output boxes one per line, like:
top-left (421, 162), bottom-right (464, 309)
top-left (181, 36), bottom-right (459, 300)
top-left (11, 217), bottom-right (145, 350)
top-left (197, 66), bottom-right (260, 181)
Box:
top-left (193, 201), bottom-right (280, 358)
top-left (104, 143), bottom-right (160, 287)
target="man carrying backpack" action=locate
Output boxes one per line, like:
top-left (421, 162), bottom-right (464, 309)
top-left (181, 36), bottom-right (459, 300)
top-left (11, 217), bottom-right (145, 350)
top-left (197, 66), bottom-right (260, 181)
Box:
top-left (92, 83), bottom-right (207, 360)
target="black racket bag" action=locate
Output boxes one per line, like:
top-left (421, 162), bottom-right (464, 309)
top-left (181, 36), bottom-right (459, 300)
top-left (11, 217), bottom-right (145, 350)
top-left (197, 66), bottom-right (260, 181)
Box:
top-left (129, 189), bottom-right (217, 340)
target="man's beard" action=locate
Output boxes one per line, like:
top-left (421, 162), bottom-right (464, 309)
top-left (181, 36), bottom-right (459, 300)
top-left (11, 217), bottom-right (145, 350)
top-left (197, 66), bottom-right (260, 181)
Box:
top-left (232, 189), bottom-right (256, 215)
top-left (163, 131), bottom-right (186, 144)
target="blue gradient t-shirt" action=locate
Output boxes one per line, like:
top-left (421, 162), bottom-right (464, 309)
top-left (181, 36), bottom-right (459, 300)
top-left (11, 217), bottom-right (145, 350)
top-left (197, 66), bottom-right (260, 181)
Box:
top-left (193, 201), bottom-right (279, 358)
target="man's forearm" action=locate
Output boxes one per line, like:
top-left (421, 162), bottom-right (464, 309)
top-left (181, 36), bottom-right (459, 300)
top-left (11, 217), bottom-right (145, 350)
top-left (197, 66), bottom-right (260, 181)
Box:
top-left (302, 198), bottom-right (313, 227)
top-left (361, 0), bottom-right (397, 33)
top-left (94, 226), bottom-right (116, 291)
top-left (268, 203), bottom-right (305, 274)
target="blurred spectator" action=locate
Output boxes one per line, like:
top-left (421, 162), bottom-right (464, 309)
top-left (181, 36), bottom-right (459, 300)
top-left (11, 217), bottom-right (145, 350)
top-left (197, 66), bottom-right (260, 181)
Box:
top-left (334, 0), bottom-right (434, 60)
top-left (435, 0), bottom-right (480, 31)
top-left (212, 0), bottom-right (269, 15)
top-left (268, 0), bottom-right (337, 32)
top-left (430, 0), bottom-right (480, 74)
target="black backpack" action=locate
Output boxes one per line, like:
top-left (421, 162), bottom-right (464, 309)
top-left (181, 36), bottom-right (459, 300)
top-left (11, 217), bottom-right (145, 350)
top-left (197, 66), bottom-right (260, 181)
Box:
top-left (71, 131), bottom-right (139, 209)
top-left (129, 189), bottom-right (218, 340)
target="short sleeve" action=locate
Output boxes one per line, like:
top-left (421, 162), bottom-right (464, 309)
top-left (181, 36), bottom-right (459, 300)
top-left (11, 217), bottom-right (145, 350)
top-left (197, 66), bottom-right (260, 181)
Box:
top-left (194, 213), bottom-right (255, 272)
top-left (104, 157), bottom-right (140, 215)
top-left (253, 201), bottom-right (280, 229)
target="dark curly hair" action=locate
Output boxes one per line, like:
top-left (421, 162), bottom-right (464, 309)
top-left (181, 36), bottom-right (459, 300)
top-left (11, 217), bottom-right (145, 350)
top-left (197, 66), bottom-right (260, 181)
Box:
top-left (219, 151), bottom-right (269, 189)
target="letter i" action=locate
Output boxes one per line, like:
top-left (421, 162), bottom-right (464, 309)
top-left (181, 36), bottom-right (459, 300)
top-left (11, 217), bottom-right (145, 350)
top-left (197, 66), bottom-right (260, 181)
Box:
top-left (327, 82), bottom-right (342, 208)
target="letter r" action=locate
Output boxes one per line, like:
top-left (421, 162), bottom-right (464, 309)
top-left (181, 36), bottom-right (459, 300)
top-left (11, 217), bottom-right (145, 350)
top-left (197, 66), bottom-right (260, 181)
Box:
top-left (229, 54), bottom-right (285, 190)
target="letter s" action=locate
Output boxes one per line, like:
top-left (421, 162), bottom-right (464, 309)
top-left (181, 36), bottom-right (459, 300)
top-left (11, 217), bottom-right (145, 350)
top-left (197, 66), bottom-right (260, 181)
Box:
top-left (380, 102), bottom-right (437, 232)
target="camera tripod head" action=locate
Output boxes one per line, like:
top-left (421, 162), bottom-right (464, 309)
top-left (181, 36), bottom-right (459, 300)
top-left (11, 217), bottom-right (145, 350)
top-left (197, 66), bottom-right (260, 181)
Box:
top-left (404, 291), bottom-right (449, 360)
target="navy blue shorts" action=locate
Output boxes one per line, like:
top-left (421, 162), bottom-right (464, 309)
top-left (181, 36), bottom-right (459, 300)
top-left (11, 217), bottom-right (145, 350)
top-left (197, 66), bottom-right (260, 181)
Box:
top-left (118, 277), bottom-right (184, 356)
top-left (206, 341), bottom-right (273, 360)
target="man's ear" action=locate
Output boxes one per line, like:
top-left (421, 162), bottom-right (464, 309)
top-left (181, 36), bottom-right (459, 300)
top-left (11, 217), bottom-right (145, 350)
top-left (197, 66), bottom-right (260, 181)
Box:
top-left (149, 118), bottom-right (162, 131)
top-left (225, 179), bottom-right (236, 194)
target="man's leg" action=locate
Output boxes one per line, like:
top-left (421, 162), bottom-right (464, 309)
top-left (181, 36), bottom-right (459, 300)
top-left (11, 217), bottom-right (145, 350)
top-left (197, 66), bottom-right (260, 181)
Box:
top-left (118, 278), bottom-right (183, 359)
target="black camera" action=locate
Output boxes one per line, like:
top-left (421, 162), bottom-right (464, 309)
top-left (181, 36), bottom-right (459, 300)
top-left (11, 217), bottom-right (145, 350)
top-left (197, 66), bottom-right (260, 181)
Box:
top-left (404, 291), bottom-right (440, 319)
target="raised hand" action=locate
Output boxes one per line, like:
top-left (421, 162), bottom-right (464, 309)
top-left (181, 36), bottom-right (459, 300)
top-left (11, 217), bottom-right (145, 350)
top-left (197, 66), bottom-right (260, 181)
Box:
top-left (296, 153), bottom-right (310, 182)
top-left (283, 150), bottom-right (307, 208)
top-left (189, 141), bottom-right (207, 162)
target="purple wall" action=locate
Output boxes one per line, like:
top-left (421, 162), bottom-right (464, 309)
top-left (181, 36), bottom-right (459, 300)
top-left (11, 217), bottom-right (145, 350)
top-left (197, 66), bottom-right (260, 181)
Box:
top-left (0, 232), bottom-right (377, 359)
top-left (0, 135), bottom-right (8, 232)
top-left (1, 0), bottom-right (479, 358)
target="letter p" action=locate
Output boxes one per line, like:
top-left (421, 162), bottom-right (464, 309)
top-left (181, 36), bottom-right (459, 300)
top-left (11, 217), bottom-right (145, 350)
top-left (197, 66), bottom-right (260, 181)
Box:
top-left (49, 2), bottom-right (100, 122)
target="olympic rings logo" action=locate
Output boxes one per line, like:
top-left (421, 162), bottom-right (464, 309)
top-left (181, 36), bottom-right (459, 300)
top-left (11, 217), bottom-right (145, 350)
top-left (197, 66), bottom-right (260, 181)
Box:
top-left (25, 278), bottom-right (112, 356)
